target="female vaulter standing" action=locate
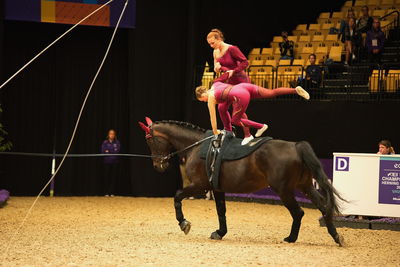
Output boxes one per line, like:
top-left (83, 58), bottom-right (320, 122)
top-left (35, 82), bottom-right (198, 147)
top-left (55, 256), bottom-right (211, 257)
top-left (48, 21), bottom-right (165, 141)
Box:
top-left (196, 82), bottom-right (310, 145)
top-left (207, 29), bottom-right (255, 138)
top-left (207, 29), bottom-right (250, 85)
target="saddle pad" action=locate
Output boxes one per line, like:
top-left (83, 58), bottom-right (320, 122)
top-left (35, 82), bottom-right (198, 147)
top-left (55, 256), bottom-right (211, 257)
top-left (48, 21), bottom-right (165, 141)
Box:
top-left (199, 130), bottom-right (272, 161)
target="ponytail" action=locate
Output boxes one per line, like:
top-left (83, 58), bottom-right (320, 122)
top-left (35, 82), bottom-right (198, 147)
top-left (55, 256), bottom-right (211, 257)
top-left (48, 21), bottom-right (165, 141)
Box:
top-left (207, 28), bottom-right (225, 41)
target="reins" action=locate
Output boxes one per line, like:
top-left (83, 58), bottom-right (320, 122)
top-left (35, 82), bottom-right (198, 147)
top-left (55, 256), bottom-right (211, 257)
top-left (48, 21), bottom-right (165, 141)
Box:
top-left (159, 135), bottom-right (215, 162)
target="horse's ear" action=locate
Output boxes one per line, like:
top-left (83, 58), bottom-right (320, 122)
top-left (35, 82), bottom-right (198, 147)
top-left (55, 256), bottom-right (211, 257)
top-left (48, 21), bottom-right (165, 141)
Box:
top-left (145, 117), bottom-right (153, 126)
top-left (138, 122), bottom-right (151, 135)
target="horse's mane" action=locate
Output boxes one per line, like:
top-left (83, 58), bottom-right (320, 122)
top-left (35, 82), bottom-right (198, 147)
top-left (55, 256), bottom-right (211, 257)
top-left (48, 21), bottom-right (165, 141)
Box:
top-left (154, 120), bottom-right (206, 133)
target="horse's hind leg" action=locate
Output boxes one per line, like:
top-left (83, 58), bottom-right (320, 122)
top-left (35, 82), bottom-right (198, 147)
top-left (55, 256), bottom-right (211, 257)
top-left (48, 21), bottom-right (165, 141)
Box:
top-left (210, 191), bottom-right (227, 240)
top-left (279, 192), bottom-right (305, 243)
top-left (304, 187), bottom-right (344, 246)
top-left (174, 184), bottom-right (203, 235)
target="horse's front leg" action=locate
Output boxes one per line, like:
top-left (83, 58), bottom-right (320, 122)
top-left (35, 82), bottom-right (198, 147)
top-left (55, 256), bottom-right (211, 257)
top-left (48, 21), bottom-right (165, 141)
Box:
top-left (210, 191), bottom-right (227, 240)
top-left (174, 184), bottom-right (202, 235)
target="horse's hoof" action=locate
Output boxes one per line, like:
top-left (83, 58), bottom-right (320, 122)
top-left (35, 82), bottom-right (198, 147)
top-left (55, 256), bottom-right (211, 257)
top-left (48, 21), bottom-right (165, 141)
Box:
top-left (283, 236), bottom-right (296, 243)
top-left (335, 233), bottom-right (345, 247)
top-left (179, 220), bottom-right (191, 235)
top-left (210, 231), bottom-right (222, 240)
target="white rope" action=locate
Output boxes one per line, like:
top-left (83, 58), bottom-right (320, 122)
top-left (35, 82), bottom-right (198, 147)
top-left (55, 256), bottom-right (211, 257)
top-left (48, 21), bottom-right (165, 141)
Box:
top-left (0, 0), bottom-right (114, 91)
top-left (2, 0), bottom-right (130, 260)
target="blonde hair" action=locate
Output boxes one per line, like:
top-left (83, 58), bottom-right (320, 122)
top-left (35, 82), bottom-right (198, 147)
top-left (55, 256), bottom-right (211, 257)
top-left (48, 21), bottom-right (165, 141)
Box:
top-left (207, 28), bottom-right (225, 41)
top-left (195, 86), bottom-right (208, 99)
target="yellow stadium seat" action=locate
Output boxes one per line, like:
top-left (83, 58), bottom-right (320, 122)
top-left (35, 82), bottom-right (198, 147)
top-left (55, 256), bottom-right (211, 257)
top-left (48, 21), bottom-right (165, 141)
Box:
top-left (250, 59), bottom-right (264, 66)
top-left (292, 59), bottom-right (305, 66)
top-left (372, 9), bottom-right (387, 17)
top-left (367, 0), bottom-right (381, 9)
top-left (344, 0), bottom-right (353, 7)
top-left (354, 0), bottom-right (367, 6)
top-left (386, 70), bottom-right (400, 92)
top-left (329, 46), bottom-right (343, 62)
top-left (381, 0), bottom-right (394, 8)
top-left (271, 36), bottom-right (282, 50)
top-left (279, 59), bottom-right (292, 66)
top-left (317, 12), bottom-right (331, 24)
top-left (300, 47), bottom-right (315, 59)
top-left (292, 24), bottom-right (307, 36)
top-left (325, 34), bottom-right (339, 47)
top-left (261, 48), bottom-right (273, 60)
top-left (265, 59), bottom-right (278, 67)
top-left (308, 24), bottom-right (321, 35)
top-left (248, 54), bottom-right (261, 61)
top-left (315, 46), bottom-right (329, 59)
top-left (319, 12), bottom-right (331, 19)
top-left (311, 35), bottom-right (325, 46)
top-left (321, 23), bottom-right (335, 35)
top-left (273, 47), bottom-right (282, 60)
top-left (369, 69), bottom-right (380, 92)
top-left (288, 35), bottom-right (298, 42)
top-left (298, 35), bottom-right (312, 43)
top-left (367, 0), bottom-right (381, 5)
top-left (331, 11), bottom-right (345, 19)
top-left (249, 48), bottom-right (261, 55)
top-left (202, 72), bottom-right (215, 88)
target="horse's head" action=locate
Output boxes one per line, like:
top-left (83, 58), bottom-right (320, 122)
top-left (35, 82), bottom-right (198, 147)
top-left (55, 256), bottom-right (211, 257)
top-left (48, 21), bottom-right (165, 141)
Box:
top-left (138, 117), bottom-right (173, 172)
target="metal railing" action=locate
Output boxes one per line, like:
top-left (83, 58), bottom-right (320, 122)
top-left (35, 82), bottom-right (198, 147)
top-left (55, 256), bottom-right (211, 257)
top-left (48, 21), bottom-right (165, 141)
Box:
top-left (195, 63), bottom-right (400, 101)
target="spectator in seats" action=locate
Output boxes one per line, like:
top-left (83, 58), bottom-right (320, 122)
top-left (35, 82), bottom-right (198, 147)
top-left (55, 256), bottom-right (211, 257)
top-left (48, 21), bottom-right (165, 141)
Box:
top-left (305, 54), bottom-right (323, 89)
top-left (279, 31), bottom-right (294, 60)
top-left (357, 6), bottom-right (373, 33)
top-left (101, 129), bottom-right (121, 197)
top-left (339, 9), bottom-right (356, 43)
top-left (377, 140), bottom-right (395, 155)
top-left (344, 17), bottom-right (362, 65)
top-left (207, 28), bottom-right (250, 85)
top-left (297, 54), bottom-right (323, 90)
top-left (366, 18), bottom-right (386, 64)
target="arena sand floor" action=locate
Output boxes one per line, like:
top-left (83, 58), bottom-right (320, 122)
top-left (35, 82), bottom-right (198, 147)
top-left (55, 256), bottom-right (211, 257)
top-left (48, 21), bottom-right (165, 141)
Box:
top-left (0, 197), bottom-right (399, 266)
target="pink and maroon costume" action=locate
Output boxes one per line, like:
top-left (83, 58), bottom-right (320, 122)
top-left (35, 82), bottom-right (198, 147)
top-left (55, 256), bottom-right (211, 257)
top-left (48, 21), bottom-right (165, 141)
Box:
top-left (214, 45), bottom-right (250, 85)
top-left (213, 82), bottom-right (297, 136)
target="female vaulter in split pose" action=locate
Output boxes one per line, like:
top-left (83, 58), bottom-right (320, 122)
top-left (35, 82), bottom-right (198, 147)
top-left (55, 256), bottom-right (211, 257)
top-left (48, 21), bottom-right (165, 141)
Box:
top-left (196, 82), bottom-right (310, 145)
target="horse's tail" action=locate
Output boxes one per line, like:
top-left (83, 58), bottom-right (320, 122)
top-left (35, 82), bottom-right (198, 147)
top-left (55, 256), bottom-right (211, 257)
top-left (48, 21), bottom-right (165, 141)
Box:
top-left (295, 141), bottom-right (345, 217)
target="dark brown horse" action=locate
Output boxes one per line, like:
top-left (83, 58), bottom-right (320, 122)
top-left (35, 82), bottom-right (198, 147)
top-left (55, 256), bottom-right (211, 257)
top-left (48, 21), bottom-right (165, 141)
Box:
top-left (138, 118), bottom-right (345, 246)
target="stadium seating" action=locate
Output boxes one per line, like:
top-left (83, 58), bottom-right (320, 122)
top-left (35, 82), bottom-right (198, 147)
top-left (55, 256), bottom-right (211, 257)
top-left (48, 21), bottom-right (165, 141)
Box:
top-left (386, 70), bottom-right (400, 92)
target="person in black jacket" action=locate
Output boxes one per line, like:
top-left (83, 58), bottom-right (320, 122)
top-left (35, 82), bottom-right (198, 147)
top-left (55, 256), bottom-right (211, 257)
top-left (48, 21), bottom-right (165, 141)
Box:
top-left (279, 31), bottom-right (294, 60)
top-left (305, 54), bottom-right (322, 89)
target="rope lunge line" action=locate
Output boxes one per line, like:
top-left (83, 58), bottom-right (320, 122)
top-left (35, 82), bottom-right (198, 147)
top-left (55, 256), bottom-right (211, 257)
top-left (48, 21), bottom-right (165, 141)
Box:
top-left (1, 0), bottom-right (129, 260)
top-left (0, 0), bottom-right (115, 91)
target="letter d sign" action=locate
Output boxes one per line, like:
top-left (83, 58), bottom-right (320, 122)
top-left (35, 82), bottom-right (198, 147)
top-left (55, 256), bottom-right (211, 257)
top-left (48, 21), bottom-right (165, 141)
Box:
top-left (335, 157), bottom-right (349, 171)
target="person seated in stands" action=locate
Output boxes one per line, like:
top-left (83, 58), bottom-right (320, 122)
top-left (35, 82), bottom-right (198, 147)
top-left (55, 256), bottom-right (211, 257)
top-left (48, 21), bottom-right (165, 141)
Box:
top-left (279, 31), bottom-right (294, 60)
top-left (377, 140), bottom-right (395, 155)
top-left (305, 54), bottom-right (322, 89)
top-left (366, 18), bottom-right (386, 65)
top-left (344, 17), bottom-right (362, 65)
top-left (357, 6), bottom-right (373, 33)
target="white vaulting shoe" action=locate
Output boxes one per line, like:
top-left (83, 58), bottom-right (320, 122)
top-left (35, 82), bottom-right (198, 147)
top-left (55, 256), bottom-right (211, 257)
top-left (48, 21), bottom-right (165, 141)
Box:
top-left (255, 124), bottom-right (268, 137)
top-left (241, 135), bottom-right (254, 145)
top-left (295, 86), bottom-right (310, 100)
